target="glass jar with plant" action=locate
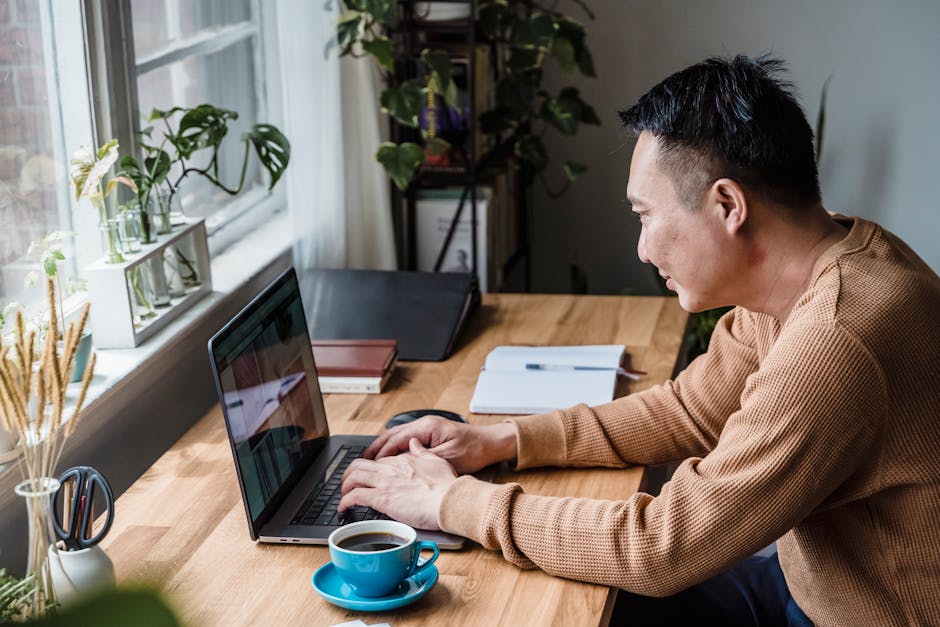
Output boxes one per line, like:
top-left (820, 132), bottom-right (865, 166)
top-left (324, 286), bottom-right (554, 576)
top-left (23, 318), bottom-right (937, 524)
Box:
top-left (24, 232), bottom-right (94, 384)
top-left (335, 0), bottom-right (600, 192)
top-left (69, 140), bottom-right (138, 263)
top-left (119, 103), bottom-right (291, 232)
top-left (0, 277), bottom-right (96, 619)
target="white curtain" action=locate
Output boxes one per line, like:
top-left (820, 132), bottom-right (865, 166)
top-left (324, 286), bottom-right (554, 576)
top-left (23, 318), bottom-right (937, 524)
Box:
top-left (341, 56), bottom-right (397, 270)
top-left (275, 0), bottom-right (396, 275)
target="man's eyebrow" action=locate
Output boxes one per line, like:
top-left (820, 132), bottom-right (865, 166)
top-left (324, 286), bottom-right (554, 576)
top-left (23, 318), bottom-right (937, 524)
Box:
top-left (626, 194), bottom-right (644, 209)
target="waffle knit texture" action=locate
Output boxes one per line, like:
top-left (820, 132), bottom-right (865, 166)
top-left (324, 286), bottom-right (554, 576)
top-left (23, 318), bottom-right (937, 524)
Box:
top-left (439, 216), bottom-right (940, 626)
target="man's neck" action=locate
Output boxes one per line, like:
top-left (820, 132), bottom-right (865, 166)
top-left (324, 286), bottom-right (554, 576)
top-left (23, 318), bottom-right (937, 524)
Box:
top-left (740, 207), bottom-right (848, 322)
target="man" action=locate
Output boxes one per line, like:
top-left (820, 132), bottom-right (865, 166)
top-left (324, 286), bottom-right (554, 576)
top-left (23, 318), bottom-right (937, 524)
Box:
top-left (339, 56), bottom-right (940, 626)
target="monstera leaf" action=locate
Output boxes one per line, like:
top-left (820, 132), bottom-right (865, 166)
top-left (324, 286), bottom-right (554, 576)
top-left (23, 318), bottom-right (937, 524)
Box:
top-left (244, 124), bottom-right (291, 189)
top-left (174, 104), bottom-right (238, 159)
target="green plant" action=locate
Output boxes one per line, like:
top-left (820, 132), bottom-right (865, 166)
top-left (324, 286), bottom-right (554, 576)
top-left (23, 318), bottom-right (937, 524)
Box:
top-left (69, 140), bottom-right (138, 264)
top-left (336, 0), bottom-right (600, 192)
top-left (0, 302), bottom-right (21, 337)
top-left (0, 569), bottom-right (39, 622)
top-left (24, 231), bottom-right (75, 340)
top-left (120, 103), bottom-right (291, 219)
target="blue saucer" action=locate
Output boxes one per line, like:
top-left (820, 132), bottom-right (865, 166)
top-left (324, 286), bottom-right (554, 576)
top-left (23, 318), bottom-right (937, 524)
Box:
top-left (312, 561), bottom-right (438, 612)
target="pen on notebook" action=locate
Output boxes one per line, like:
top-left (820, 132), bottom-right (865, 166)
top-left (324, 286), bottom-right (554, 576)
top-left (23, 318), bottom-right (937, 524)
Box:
top-left (524, 363), bottom-right (647, 381)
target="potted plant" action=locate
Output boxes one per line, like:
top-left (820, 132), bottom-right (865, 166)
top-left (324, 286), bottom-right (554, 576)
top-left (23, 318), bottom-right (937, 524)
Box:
top-left (119, 103), bottom-right (291, 234)
top-left (0, 276), bottom-right (95, 618)
top-left (25, 231), bottom-right (93, 384)
top-left (69, 140), bottom-right (138, 264)
top-left (335, 0), bottom-right (600, 192)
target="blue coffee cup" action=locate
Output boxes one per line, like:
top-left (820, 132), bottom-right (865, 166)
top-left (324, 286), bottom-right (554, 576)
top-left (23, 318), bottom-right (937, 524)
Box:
top-left (328, 520), bottom-right (439, 597)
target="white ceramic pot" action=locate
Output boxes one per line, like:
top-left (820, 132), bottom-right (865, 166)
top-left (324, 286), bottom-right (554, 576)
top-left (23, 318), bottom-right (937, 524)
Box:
top-left (48, 543), bottom-right (115, 603)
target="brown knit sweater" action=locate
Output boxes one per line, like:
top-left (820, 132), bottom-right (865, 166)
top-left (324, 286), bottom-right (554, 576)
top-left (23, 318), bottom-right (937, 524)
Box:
top-left (438, 216), bottom-right (940, 626)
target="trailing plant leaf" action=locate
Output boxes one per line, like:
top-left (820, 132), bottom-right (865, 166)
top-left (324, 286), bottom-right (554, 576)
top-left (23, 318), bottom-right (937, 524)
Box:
top-left (376, 142), bottom-right (425, 190)
top-left (510, 12), bottom-right (556, 50)
top-left (244, 124), bottom-right (291, 189)
top-left (550, 35), bottom-right (576, 73)
top-left (508, 48), bottom-right (542, 73)
top-left (425, 136), bottom-right (451, 156)
top-left (337, 12), bottom-right (366, 51)
top-left (362, 36), bottom-right (395, 73)
top-left (380, 80), bottom-right (426, 128)
top-left (563, 161), bottom-right (588, 181)
top-left (555, 17), bottom-right (595, 77)
top-left (477, 1), bottom-right (507, 39)
top-left (422, 49), bottom-right (458, 108)
top-left (480, 107), bottom-right (518, 134)
top-left (496, 75), bottom-right (537, 115)
top-left (515, 135), bottom-right (549, 173)
top-left (541, 90), bottom-right (585, 135)
top-left (335, 0), bottom-right (599, 193)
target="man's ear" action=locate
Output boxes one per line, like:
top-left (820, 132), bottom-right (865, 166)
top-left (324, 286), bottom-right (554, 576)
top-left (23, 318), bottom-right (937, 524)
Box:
top-left (705, 178), bottom-right (748, 235)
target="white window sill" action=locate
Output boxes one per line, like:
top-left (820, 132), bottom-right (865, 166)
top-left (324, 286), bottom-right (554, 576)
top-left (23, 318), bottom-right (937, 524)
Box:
top-left (83, 210), bottom-right (292, 405)
top-left (1, 208), bottom-right (293, 475)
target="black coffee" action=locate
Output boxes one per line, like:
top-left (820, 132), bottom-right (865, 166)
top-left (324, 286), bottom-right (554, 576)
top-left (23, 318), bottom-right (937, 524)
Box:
top-left (337, 532), bottom-right (408, 552)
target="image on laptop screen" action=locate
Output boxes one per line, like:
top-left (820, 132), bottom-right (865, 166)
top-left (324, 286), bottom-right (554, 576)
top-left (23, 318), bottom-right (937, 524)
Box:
top-left (211, 273), bottom-right (329, 522)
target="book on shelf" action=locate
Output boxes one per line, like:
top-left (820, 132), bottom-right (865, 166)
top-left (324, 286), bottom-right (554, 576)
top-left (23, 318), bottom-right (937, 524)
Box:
top-left (415, 186), bottom-right (492, 292)
top-left (469, 345), bottom-right (635, 414)
top-left (311, 339), bottom-right (398, 394)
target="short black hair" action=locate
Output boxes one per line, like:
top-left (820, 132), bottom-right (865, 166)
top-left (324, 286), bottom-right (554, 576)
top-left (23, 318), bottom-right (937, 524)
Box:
top-left (619, 55), bottom-right (821, 209)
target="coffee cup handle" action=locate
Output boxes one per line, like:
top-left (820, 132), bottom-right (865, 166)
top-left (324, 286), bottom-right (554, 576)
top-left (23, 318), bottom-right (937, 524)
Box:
top-left (410, 541), bottom-right (439, 577)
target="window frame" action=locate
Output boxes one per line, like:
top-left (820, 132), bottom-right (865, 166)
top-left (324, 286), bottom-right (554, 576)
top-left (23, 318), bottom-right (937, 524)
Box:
top-left (81, 0), bottom-right (286, 259)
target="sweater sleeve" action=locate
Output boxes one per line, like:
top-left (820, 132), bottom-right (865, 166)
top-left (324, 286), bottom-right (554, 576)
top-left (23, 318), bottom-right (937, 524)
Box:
top-left (510, 307), bottom-right (762, 469)
top-left (439, 323), bottom-right (886, 596)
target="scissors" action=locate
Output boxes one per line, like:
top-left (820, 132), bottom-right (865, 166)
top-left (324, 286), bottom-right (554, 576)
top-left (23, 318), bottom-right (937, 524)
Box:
top-left (50, 466), bottom-right (115, 551)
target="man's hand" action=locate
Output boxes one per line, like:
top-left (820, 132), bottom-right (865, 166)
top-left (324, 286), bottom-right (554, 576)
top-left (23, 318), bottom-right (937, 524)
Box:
top-left (363, 415), bottom-right (517, 475)
top-left (339, 439), bottom-right (458, 530)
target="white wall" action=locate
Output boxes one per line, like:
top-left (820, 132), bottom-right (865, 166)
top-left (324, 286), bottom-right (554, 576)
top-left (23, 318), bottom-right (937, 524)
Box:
top-left (530, 0), bottom-right (940, 294)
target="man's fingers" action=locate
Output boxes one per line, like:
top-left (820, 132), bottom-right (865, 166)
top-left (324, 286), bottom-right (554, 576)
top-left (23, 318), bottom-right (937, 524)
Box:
top-left (373, 431), bottom-right (420, 460)
top-left (409, 437), bottom-right (426, 456)
top-left (340, 459), bottom-right (386, 494)
top-left (338, 487), bottom-right (375, 513)
top-left (363, 428), bottom-right (400, 459)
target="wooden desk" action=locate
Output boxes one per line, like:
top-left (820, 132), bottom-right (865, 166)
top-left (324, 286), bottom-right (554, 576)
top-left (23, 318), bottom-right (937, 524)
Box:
top-left (101, 294), bottom-right (687, 626)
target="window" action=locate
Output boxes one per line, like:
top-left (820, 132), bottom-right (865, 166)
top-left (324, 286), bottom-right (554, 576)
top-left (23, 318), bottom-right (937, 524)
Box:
top-left (127, 0), bottom-right (283, 237)
top-left (0, 0), bottom-right (284, 310)
top-left (0, 0), bottom-right (92, 308)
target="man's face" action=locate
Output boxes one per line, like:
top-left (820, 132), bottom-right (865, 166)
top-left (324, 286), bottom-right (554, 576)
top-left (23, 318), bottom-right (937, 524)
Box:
top-left (626, 132), bottom-right (735, 312)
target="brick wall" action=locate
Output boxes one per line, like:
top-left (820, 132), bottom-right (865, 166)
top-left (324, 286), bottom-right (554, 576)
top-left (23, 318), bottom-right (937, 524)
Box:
top-left (0, 0), bottom-right (59, 299)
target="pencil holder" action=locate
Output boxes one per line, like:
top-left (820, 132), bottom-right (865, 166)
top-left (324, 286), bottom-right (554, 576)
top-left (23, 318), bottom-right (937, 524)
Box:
top-left (48, 543), bottom-right (115, 604)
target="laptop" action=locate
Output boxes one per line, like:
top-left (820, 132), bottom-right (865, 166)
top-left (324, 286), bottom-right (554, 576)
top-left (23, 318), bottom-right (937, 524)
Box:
top-left (207, 267), bottom-right (464, 548)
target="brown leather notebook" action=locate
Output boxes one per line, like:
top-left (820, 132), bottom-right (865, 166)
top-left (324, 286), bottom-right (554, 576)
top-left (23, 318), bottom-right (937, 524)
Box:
top-left (311, 339), bottom-right (398, 378)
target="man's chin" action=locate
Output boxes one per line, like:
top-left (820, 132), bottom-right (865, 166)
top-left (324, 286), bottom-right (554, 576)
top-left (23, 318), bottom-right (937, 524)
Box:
top-left (676, 291), bottom-right (714, 313)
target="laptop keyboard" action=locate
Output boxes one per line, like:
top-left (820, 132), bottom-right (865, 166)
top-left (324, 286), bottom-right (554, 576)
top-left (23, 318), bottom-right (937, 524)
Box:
top-left (289, 445), bottom-right (384, 527)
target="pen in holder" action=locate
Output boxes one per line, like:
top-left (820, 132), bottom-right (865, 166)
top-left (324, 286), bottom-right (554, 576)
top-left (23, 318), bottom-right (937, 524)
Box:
top-left (47, 466), bottom-right (116, 603)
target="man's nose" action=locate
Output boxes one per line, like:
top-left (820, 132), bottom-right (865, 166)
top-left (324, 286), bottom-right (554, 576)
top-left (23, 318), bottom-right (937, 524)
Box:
top-left (637, 228), bottom-right (650, 264)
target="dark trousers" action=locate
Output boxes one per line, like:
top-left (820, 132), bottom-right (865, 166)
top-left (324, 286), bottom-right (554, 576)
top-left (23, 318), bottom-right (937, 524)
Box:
top-left (610, 553), bottom-right (813, 626)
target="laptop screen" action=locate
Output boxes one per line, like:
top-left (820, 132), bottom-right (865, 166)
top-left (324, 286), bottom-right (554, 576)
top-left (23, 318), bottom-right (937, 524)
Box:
top-left (209, 268), bottom-right (329, 526)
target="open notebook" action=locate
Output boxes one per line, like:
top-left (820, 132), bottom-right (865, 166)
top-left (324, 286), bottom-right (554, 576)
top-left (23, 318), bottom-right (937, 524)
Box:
top-left (469, 345), bottom-right (628, 414)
